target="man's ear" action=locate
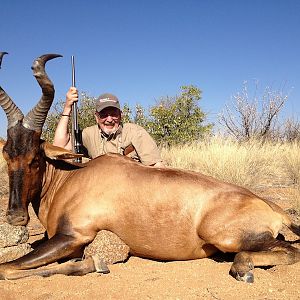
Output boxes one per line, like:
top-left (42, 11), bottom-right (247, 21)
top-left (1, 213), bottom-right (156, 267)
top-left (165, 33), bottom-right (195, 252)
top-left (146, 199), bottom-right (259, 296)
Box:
top-left (40, 142), bottom-right (83, 160)
top-left (94, 111), bottom-right (99, 124)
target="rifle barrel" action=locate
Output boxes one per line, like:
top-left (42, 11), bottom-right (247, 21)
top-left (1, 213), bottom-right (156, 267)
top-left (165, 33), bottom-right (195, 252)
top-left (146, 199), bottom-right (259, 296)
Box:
top-left (71, 56), bottom-right (82, 162)
top-left (71, 55), bottom-right (76, 87)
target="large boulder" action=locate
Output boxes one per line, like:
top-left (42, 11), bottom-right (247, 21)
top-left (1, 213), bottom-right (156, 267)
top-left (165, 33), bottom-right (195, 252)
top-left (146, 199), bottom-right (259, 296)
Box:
top-left (84, 230), bottom-right (129, 265)
top-left (0, 223), bottom-right (29, 247)
top-left (0, 223), bottom-right (32, 263)
top-left (0, 244), bottom-right (32, 263)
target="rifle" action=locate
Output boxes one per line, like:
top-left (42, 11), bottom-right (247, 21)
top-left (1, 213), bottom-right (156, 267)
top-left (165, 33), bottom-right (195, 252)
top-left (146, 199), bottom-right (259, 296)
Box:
top-left (71, 55), bottom-right (82, 163)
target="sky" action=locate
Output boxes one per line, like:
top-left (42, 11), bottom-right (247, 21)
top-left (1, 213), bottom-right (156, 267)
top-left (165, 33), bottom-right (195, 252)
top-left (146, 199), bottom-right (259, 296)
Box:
top-left (0, 0), bottom-right (299, 138)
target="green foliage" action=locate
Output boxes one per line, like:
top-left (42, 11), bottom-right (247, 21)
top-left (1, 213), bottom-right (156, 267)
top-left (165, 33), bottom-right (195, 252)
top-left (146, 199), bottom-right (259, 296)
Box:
top-left (77, 93), bottom-right (98, 129)
top-left (121, 103), bottom-right (132, 124)
top-left (42, 93), bottom-right (97, 142)
top-left (42, 101), bottom-right (65, 142)
top-left (42, 85), bottom-right (212, 146)
top-left (134, 104), bottom-right (148, 128)
top-left (147, 85), bottom-right (212, 146)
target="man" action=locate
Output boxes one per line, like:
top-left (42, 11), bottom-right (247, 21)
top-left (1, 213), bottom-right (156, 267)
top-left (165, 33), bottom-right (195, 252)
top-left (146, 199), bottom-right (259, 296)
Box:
top-left (53, 87), bottom-right (165, 167)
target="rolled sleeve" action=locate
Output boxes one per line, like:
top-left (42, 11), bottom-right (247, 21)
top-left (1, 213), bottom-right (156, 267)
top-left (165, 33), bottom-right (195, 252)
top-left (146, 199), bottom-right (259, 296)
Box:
top-left (122, 123), bottom-right (163, 166)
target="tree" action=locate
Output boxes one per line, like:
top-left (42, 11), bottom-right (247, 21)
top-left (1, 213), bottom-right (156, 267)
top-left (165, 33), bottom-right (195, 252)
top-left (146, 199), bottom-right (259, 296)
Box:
top-left (219, 81), bottom-right (290, 142)
top-left (134, 104), bottom-right (148, 128)
top-left (42, 93), bottom-right (138, 142)
top-left (42, 93), bottom-right (97, 142)
top-left (147, 85), bottom-right (212, 146)
top-left (280, 118), bottom-right (300, 142)
top-left (42, 85), bottom-right (212, 146)
top-left (42, 101), bottom-right (65, 142)
top-left (121, 103), bottom-right (132, 124)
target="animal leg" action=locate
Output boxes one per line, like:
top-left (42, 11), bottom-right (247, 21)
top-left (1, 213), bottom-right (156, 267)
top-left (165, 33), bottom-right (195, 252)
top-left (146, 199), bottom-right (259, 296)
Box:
top-left (230, 237), bottom-right (300, 283)
top-left (0, 233), bottom-right (104, 279)
top-left (0, 256), bottom-right (109, 280)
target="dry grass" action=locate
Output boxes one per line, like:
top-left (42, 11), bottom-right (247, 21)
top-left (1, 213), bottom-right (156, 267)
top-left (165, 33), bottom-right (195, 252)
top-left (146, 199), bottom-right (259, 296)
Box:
top-left (161, 138), bottom-right (300, 210)
top-left (162, 137), bottom-right (300, 191)
top-left (282, 141), bottom-right (300, 185)
top-left (1, 138), bottom-right (299, 209)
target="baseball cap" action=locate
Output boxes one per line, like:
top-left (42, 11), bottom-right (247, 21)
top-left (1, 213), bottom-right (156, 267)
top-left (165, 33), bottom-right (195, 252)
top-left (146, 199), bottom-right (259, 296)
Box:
top-left (95, 93), bottom-right (120, 112)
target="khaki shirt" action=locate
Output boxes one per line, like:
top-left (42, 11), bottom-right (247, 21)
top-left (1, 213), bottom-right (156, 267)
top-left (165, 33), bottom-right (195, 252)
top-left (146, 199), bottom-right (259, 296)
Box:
top-left (82, 123), bottom-right (163, 166)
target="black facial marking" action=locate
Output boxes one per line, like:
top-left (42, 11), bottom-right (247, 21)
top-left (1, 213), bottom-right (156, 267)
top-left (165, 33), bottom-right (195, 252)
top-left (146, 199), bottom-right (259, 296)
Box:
top-left (4, 123), bottom-right (38, 158)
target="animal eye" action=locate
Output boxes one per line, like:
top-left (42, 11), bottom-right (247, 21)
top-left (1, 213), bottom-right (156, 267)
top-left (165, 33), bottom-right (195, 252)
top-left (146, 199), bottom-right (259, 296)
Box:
top-left (30, 158), bottom-right (40, 168)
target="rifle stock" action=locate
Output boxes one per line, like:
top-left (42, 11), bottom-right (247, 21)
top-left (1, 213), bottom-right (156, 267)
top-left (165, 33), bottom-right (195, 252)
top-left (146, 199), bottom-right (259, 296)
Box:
top-left (71, 56), bottom-right (82, 163)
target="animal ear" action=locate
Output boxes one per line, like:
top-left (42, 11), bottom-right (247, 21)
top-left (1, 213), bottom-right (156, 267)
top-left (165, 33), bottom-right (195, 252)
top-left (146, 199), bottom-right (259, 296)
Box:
top-left (0, 139), bottom-right (6, 149)
top-left (40, 142), bottom-right (83, 160)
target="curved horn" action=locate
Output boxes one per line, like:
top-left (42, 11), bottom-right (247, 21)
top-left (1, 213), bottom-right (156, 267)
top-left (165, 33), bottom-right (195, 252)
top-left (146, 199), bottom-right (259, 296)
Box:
top-left (0, 88), bottom-right (24, 129)
top-left (23, 54), bottom-right (62, 131)
top-left (0, 52), bottom-right (24, 129)
top-left (0, 52), bottom-right (8, 69)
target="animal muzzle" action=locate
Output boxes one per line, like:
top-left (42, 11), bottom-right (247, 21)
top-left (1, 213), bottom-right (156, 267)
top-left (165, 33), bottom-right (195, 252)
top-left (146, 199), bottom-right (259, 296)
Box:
top-left (6, 209), bottom-right (29, 226)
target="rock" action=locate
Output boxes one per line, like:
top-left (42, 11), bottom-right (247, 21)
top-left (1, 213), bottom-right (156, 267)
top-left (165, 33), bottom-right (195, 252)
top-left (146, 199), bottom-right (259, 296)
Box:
top-left (0, 243), bottom-right (32, 263)
top-left (0, 223), bottom-right (29, 247)
top-left (84, 230), bottom-right (129, 265)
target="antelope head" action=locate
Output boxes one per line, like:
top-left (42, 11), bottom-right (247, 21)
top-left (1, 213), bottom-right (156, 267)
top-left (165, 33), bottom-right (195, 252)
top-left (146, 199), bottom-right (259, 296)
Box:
top-left (0, 53), bottom-right (62, 225)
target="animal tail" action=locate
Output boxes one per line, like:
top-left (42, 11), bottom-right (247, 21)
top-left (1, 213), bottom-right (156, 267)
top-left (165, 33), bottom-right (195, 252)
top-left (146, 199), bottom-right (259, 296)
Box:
top-left (264, 199), bottom-right (300, 238)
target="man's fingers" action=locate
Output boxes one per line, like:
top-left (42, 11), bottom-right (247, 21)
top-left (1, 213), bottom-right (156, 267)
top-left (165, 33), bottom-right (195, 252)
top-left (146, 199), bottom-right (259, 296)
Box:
top-left (69, 86), bottom-right (77, 93)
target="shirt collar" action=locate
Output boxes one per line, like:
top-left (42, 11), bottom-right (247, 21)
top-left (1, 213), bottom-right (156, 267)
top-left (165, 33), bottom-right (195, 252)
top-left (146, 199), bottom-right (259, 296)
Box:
top-left (100, 125), bottom-right (122, 141)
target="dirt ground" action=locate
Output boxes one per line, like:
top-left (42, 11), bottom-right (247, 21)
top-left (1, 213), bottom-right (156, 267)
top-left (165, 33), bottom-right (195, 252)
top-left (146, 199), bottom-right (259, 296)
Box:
top-left (0, 187), bottom-right (299, 300)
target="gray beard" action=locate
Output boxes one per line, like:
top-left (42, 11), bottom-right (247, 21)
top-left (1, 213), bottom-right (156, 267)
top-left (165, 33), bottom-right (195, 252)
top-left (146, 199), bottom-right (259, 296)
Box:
top-left (101, 125), bottom-right (120, 138)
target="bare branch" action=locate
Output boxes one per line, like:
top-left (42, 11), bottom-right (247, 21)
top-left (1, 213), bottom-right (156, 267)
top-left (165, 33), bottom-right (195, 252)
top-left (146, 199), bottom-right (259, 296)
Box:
top-left (219, 81), bottom-right (290, 142)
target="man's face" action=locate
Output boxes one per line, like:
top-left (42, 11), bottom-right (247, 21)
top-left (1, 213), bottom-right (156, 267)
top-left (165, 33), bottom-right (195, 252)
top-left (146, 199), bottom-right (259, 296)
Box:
top-left (95, 106), bottom-right (121, 135)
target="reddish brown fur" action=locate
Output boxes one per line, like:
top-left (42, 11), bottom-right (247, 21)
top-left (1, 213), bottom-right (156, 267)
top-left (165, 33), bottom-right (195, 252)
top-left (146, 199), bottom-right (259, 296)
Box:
top-left (0, 54), bottom-right (299, 282)
top-left (0, 141), bottom-right (299, 282)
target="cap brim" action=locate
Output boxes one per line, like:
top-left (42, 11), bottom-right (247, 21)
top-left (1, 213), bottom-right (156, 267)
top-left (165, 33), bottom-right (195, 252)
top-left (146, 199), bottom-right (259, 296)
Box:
top-left (96, 102), bottom-right (121, 112)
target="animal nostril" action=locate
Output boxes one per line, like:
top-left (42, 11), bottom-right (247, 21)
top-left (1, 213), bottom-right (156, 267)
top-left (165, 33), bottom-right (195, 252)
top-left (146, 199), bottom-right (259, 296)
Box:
top-left (6, 214), bottom-right (17, 225)
top-left (6, 214), bottom-right (12, 223)
top-left (6, 210), bottom-right (28, 226)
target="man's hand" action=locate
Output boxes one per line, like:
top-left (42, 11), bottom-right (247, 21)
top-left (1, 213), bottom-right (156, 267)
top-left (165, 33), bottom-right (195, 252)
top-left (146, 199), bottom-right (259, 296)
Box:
top-left (63, 87), bottom-right (78, 115)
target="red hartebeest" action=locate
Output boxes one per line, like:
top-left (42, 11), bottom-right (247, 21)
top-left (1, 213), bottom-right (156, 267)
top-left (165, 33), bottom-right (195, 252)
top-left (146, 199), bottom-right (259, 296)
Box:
top-left (0, 54), bottom-right (299, 282)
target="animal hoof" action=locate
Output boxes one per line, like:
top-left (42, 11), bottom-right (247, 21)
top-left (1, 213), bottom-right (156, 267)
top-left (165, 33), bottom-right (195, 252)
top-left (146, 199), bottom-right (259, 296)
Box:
top-left (92, 255), bottom-right (110, 274)
top-left (236, 272), bottom-right (254, 283)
